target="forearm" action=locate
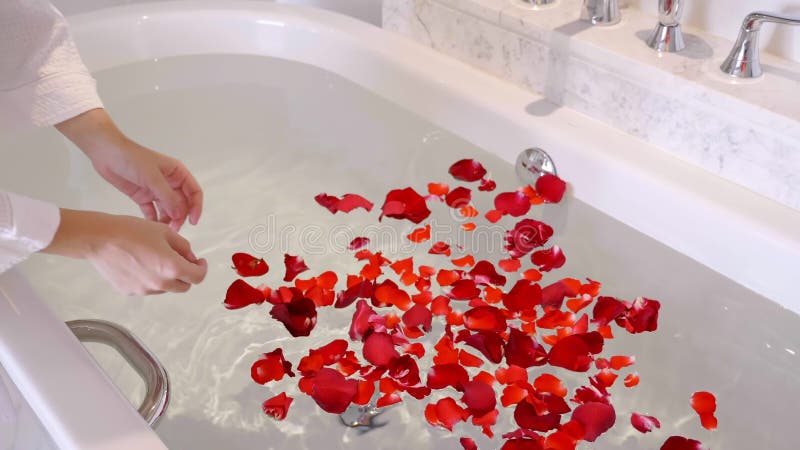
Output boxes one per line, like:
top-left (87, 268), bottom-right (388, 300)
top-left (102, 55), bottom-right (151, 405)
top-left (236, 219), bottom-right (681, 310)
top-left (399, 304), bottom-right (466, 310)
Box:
top-left (54, 108), bottom-right (129, 158)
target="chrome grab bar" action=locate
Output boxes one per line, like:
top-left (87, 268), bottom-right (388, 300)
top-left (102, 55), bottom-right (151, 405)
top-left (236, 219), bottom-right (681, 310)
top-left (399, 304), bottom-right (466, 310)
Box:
top-left (67, 319), bottom-right (170, 428)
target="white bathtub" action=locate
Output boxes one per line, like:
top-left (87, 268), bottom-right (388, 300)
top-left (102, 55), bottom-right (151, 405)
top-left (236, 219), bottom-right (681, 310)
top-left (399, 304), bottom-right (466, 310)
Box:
top-left (1, 2), bottom-right (799, 449)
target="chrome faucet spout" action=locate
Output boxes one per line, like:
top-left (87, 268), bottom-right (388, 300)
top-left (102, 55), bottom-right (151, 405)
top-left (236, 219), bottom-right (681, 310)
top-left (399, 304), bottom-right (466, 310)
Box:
top-left (581, 0), bottom-right (620, 26)
top-left (721, 11), bottom-right (800, 78)
top-left (647, 0), bottom-right (686, 52)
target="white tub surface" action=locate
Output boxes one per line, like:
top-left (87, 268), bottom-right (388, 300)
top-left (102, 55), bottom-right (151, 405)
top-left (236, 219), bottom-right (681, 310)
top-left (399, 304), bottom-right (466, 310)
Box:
top-left (0, 2), bottom-right (799, 449)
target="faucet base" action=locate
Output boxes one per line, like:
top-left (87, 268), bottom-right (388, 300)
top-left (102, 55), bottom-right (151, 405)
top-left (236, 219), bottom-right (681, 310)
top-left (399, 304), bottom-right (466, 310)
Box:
top-left (580, 0), bottom-right (621, 26)
top-left (647, 23), bottom-right (686, 52)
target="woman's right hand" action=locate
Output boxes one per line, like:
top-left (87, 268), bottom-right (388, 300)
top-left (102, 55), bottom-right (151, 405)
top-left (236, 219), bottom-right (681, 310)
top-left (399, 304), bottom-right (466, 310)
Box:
top-left (42, 209), bottom-right (207, 296)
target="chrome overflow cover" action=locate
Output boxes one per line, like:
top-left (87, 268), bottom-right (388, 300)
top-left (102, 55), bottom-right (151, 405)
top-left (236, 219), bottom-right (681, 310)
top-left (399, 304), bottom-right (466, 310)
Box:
top-left (340, 403), bottom-right (387, 429)
top-left (516, 147), bottom-right (557, 186)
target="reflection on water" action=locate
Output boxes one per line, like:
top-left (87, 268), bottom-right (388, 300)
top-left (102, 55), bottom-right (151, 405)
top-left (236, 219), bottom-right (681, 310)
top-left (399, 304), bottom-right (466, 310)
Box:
top-left (4, 55), bottom-right (799, 450)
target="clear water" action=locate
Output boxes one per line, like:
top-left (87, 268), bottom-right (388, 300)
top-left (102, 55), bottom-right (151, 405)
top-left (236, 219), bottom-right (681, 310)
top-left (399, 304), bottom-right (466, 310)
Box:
top-left (2, 55), bottom-right (799, 450)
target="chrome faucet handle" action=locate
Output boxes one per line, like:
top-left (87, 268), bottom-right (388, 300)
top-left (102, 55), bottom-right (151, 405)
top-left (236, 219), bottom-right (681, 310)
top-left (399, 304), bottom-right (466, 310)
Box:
top-left (647, 0), bottom-right (686, 52)
top-left (581, 0), bottom-right (620, 26)
top-left (721, 11), bottom-right (800, 78)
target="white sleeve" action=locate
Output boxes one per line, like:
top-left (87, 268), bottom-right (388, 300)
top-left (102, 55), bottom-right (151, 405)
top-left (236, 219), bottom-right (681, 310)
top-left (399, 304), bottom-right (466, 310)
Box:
top-left (0, 0), bottom-right (103, 130)
top-left (0, 192), bottom-right (61, 274)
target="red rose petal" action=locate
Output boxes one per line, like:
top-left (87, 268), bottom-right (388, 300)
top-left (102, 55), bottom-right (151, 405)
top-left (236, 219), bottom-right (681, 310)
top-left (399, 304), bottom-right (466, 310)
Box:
top-left (460, 331), bottom-right (505, 364)
top-left (429, 241), bottom-right (452, 256)
top-left (224, 279), bottom-right (265, 310)
top-left (427, 363), bottom-right (469, 390)
top-left (660, 436), bottom-right (709, 450)
top-left (363, 332), bottom-right (400, 367)
top-left (262, 392), bottom-right (293, 420)
top-left (449, 159), bottom-right (487, 182)
top-left (504, 280), bottom-right (543, 312)
top-left (592, 296), bottom-right (627, 326)
top-left (501, 438), bottom-right (544, 450)
top-left (270, 297), bottom-right (317, 337)
top-left (505, 328), bottom-right (548, 368)
top-left (514, 399), bottom-right (562, 432)
top-left (251, 348), bottom-right (295, 384)
top-left (531, 246), bottom-right (566, 272)
top-left (314, 193), bottom-right (373, 214)
top-left (690, 391), bottom-right (718, 430)
top-left (464, 306), bottom-right (507, 333)
top-left (624, 373), bottom-right (640, 387)
top-left (451, 255), bottom-right (476, 268)
top-left (232, 253), bottom-right (269, 277)
top-left (408, 224), bottom-right (432, 243)
top-left (283, 254), bottom-right (309, 282)
top-left (449, 279), bottom-right (481, 300)
top-left (618, 297), bottom-right (661, 334)
top-left (505, 219), bottom-right (553, 258)
top-left (495, 191), bottom-right (532, 217)
top-left (534, 374), bottom-right (567, 397)
top-left (609, 355), bottom-right (636, 370)
top-left (469, 260), bottom-right (507, 286)
top-left (446, 187), bottom-right (472, 208)
top-left (428, 182), bottom-right (450, 197)
top-left (631, 412), bottom-right (661, 433)
top-left (535, 174), bottom-right (567, 204)
top-left (461, 380), bottom-right (497, 417)
top-left (572, 402), bottom-right (616, 442)
top-left (460, 437), bottom-right (478, 450)
top-left (479, 178), bottom-right (497, 192)
top-left (310, 368), bottom-right (358, 414)
top-left (548, 333), bottom-right (604, 372)
top-left (381, 187), bottom-right (431, 224)
top-left (402, 304), bottom-right (433, 332)
top-left (348, 237), bottom-right (370, 251)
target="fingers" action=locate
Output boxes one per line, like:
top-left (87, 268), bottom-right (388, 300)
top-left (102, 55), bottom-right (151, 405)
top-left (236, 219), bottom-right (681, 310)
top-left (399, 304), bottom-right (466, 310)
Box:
top-left (146, 169), bottom-right (188, 223)
top-left (165, 232), bottom-right (208, 284)
top-left (180, 170), bottom-right (204, 226)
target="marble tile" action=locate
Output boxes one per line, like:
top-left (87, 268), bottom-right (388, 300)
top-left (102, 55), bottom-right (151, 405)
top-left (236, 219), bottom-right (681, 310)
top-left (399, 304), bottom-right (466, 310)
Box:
top-left (383, 0), bottom-right (800, 210)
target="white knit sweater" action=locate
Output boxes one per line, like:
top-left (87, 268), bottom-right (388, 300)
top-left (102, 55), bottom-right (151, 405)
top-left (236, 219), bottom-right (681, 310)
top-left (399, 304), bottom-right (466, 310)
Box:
top-left (0, 0), bottom-right (103, 273)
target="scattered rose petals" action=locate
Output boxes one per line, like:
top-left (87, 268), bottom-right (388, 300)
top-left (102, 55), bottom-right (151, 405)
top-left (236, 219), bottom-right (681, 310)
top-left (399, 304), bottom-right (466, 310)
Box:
top-left (262, 392), bottom-right (293, 420)
top-left (283, 254), bottom-right (309, 282)
top-left (449, 159), bottom-right (487, 182)
top-left (535, 174), bottom-right (567, 204)
top-left (232, 253), bottom-right (269, 277)
top-left (506, 219), bottom-right (553, 258)
top-left (631, 412), bottom-right (661, 433)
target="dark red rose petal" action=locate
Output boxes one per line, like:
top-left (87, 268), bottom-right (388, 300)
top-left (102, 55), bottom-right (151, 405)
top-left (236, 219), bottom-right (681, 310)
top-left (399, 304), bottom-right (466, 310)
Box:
top-left (514, 400), bottom-right (562, 432)
top-left (380, 187), bottom-right (431, 224)
top-left (548, 334), bottom-right (601, 372)
top-left (572, 402), bottom-right (616, 442)
top-left (348, 237), bottom-right (370, 251)
top-left (501, 438), bottom-right (544, 450)
top-left (541, 278), bottom-right (580, 309)
top-left (224, 279), bottom-right (265, 310)
top-left (388, 354), bottom-right (422, 386)
top-left (336, 279), bottom-right (373, 309)
top-left (592, 296), bottom-right (627, 326)
top-left (495, 191), bottom-right (532, 217)
top-left (427, 363), bottom-right (469, 390)
top-left (631, 412), bottom-right (661, 433)
top-left (505, 328), bottom-right (548, 368)
top-left (461, 380), bottom-right (497, 417)
top-left (445, 187), bottom-right (472, 208)
top-left (363, 332), bottom-right (400, 367)
top-left (270, 297), bottom-right (317, 337)
top-left (535, 174), bottom-right (567, 204)
top-left (469, 260), bottom-right (507, 286)
top-left (531, 246), bottom-right (566, 272)
top-left (460, 331), bottom-right (505, 364)
top-left (618, 297), bottom-right (661, 334)
top-left (262, 392), bottom-right (293, 420)
top-left (449, 159), bottom-right (487, 182)
top-left (283, 254), bottom-right (309, 282)
top-left (449, 279), bottom-right (481, 300)
top-left (310, 368), bottom-right (358, 414)
top-left (232, 253), bottom-right (269, 277)
top-left (505, 219), bottom-right (553, 258)
top-left (464, 306), bottom-right (507, 333)
top-left (251, 348), bottom-right (295, 384)
top-left (402, 304), bottom-right (433, 332)
top-left (661, 436), bottom-right (709, 450)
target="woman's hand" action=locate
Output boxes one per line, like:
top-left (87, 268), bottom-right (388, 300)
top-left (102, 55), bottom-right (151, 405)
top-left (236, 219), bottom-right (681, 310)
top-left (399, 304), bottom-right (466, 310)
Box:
top-left (43, 209), bottom-right (208, 296)
top-left (55, 108), bottom-right (203, 230)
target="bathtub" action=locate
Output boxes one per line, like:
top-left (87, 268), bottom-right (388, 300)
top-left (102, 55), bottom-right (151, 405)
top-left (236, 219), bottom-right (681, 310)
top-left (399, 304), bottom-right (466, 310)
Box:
top-left (1, 2), bottom-right (799, 449)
